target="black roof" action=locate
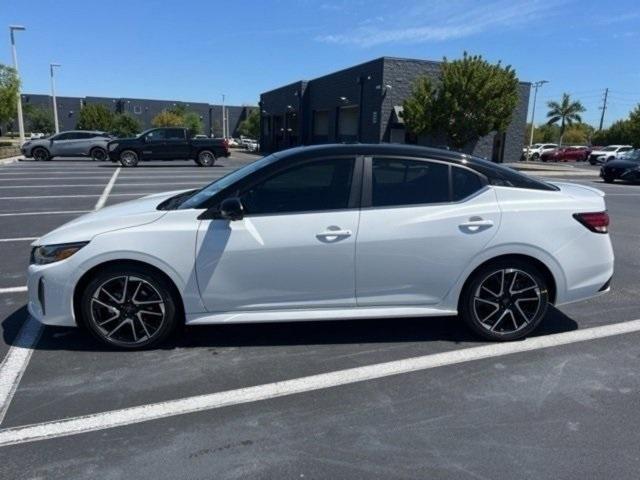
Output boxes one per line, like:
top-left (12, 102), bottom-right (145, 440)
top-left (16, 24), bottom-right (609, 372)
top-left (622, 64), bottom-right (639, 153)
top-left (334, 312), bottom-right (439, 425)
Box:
top-left (271, 143), bottom-right (556, 191)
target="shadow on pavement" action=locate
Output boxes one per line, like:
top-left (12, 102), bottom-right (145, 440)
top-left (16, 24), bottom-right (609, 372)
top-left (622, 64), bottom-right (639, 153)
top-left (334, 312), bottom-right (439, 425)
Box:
top-left (2, 304), bottom-right (578, 353)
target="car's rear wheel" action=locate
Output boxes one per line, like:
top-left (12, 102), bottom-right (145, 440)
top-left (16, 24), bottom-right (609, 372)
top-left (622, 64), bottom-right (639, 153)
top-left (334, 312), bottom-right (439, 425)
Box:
top-left (460, 260), bottom-right (549, 341)
top-left (119, 150), bottom-right (139, 167)
top-left (196, 150), bottom-right (216, 167)
top-left (32, 147), bottom-right (50, 161)
top-left (603, 174), bottom-right (615, 183)
top-left (90, 147), bottom-right (107, 161)
top-left (80, 265), bottom-right (178, 349)
top-left (532, 153), bottom-right (539, 161)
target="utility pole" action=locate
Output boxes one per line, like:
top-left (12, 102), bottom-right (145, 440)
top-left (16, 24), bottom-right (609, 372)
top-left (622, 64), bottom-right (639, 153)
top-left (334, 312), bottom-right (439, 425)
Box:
top-left (526, 80), bottom-right (549, 160)
top-left (50, 63), bottom-right (61, 133)
top-left (221, 94), bottom-right (226, 138)
top-left (9, 25), bottom-right (26, 145)
top-left (598, 88), bottom-right (609, 131)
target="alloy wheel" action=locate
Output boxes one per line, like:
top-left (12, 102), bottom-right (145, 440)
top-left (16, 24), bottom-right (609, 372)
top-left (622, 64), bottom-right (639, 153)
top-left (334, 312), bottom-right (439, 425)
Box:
top-left (472, 268), bottom-right (542, 335)
top-left (120, 151), bottom-right (138, 167)
top-left (89, 275), bottom-right (166, 346)
top-left (198, 151), bottom-right (215, 166)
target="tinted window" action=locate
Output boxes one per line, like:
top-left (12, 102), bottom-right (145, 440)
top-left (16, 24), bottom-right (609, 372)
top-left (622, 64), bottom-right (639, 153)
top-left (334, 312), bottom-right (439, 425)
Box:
top-left (146, 129), bottom-right (166, 141)
top-left (76, 132), bottom-right (94, 139)
top-left (452, 166), bottom-right (484, 201)
top-left (54, 132), bottom-right (73, 140)
top-left (241, 158), bottom-right (355, 215)
top-left (371, 158), bottom-right (449, 207)
top-left (165, 129), bottom-right (185, 140)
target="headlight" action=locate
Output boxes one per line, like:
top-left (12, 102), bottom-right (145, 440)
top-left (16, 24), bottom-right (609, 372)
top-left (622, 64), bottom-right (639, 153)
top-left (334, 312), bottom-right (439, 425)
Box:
top-left (30, 242), bottom-right (89, 265)
top-left (108, 142), bottom-right (119, 151)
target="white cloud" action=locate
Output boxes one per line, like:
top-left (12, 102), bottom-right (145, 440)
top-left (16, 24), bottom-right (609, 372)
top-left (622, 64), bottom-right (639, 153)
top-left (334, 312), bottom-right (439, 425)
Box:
top-left (317, 0), bottom-right (564, 47)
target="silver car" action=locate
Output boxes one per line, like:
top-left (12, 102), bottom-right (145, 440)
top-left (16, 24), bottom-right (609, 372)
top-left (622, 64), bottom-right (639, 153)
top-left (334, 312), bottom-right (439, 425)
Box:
top-left (21, 130), bottom-right (113, 161)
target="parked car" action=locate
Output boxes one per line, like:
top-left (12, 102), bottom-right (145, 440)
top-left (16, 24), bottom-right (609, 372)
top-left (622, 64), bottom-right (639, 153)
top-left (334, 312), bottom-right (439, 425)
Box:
top-left (107, 127), bottom-right (231, 167)
top-left (239, 137), bottom-right (257, 148)
top-left (29, 132), bottom-right (46, 139)
top-left (600, 149), bottom-right (640, 183)
top-left (540, 146), bottom-right (590, 162)
top-left (227, 138), bottom-right (240, 148)
top-left (521, 143), bottom-right (557, 161)
top-left (21, 130), bottom-right (113, 161)
top-left (245, 140), bottom-right (259, 152)
top-left (27, 144), bottom-right (613, 349)
top-left (588, 145), bottom-right (634, 165)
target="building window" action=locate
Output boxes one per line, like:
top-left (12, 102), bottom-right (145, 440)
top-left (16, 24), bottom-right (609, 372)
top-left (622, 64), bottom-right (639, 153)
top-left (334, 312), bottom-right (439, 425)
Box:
top-left (133, 105), bottom-right (142, 115)
top-left (286, 111), bottom-right (299, 146)
top-left (337, 105), bottom-right (359, 143)
top-left (312, 110), bottom-right (329, 144)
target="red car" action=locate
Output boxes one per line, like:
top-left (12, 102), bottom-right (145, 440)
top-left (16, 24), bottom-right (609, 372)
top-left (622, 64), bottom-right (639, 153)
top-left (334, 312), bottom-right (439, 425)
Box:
top-left (541, 146), bottom-right (591, 162)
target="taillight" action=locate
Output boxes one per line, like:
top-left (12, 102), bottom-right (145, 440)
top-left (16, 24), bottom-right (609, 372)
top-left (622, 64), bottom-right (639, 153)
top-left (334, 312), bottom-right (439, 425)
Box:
top-left (573, 211), bottom-right (609, 234)
top-left (223, 139), bottom-right (229, 149)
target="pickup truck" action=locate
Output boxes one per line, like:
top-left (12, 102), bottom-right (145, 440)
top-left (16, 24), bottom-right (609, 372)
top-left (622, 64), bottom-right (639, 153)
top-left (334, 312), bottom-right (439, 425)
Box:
top-left (107, 127), bottom-right (230, 167)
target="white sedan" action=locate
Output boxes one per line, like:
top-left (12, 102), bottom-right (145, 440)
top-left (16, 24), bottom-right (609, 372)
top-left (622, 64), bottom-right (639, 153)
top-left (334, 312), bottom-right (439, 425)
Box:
top-left (27, 144), bottom-right (614, 349)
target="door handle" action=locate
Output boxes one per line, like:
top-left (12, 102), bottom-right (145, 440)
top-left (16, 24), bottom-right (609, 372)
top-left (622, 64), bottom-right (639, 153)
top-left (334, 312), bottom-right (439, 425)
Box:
top-left (316, 227), bottom-right (352, 241)
top-left (459, 218), bottom-right (494, 233)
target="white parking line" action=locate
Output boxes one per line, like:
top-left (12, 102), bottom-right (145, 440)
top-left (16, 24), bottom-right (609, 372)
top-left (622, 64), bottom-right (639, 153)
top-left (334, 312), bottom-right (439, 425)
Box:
top-left (0, 237), bottom-right (37, 242)
top-left (0, 175), bottom-right (227, 181)
top-left (0, 210), bottom-right (90, 217)
top-left (0, 318), bottom-right (638, 447)
top-left (0, 182), bottom-right (204, 189)
top-left (0, 287), bottom-right (28, 294)
top-left (94, 168), bottom-right (120, 210)
top-left (0, 194), bottom-right (143, 200)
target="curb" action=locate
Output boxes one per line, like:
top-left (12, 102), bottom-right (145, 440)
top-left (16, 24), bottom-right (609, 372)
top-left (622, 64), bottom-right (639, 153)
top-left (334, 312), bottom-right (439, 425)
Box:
top-left (0, 156), bottom-right (22, 165)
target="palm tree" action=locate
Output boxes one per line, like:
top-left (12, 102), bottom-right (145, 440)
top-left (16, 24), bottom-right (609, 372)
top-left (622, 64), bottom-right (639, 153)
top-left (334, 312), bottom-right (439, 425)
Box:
top-left (546, 93), bottom-right (586, 146)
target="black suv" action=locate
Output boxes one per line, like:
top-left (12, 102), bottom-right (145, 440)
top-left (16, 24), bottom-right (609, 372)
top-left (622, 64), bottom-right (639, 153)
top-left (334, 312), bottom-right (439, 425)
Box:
top-left (107, 128), bottom-right (230, 167)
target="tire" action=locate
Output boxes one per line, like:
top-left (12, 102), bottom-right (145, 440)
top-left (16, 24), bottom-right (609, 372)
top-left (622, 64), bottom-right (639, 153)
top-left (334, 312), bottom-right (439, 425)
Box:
top-left (196, 150), bottom-right (216, 167)
top-left (119, 149), bottom-right (139, 167)
top-left (32, 147), bottom-right (50, 161)
top-left (460, 259), bottom-right (549, 341)
top-left (603, 175), bottom-right (614, 183)
top-left (90, 147), bottom-right (107, 162)
top-left (531, 153), bottom-right (539, 161)
top-left (79, 265), bottom-right (179, 349)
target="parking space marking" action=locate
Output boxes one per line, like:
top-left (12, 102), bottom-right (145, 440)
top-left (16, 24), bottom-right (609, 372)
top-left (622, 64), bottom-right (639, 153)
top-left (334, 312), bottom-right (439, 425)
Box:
top-left (0, 194), bottom-right (143, 200)
top-left (0, 210), bottom-right (91, 217)
top-left (0, 175), bottom-right (226, 181)
top-left (0, 238), bottom-right (37, 243)
top-left (94, 168), bottom-right (121, 210)
top-left (0, 182), bottom-right (204, 189)
top-left (0, 287), bottom-right (28, 294)
top-left (1, 318), bottom-right (639, 447)
top-left (0, 317), bottom-right (42, 424)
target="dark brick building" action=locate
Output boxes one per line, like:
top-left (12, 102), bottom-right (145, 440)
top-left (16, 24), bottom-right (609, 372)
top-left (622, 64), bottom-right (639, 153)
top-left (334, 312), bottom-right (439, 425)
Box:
top-left (9, 94), bottom-right (256, 138)
top-left (259, 57), bottom-right (530, 163)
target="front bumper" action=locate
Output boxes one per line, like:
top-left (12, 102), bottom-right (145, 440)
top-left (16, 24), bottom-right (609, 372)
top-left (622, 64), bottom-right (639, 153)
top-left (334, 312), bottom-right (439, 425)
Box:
top-left (27, 261), bottom-right (79, 327)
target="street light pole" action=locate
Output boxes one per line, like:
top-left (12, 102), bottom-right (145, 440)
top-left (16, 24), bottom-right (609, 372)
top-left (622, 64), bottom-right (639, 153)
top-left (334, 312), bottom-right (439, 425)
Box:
top-left (527, 80), bottom-right (549, 160)
top-left (221, 94), bottom-right (226, 138)
top-left (50, 63), bottom-right (61, 133)
top-left (9, 25), bottom-right (26, 145)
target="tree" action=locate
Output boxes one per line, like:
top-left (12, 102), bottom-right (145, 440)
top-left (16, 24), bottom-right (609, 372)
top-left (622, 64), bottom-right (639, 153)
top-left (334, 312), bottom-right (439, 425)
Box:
top-left (23, 104), bottom-right (55, 134)
top-left (111, 113), bottom-right (141, 138)
top-left (403, 52), bottom-right (519, 150)
top-left (151, 110), bottom-right (183, 127)
top-left (546, 93), bottom-right (585, 145)
top-left (237, 109), bottom-right (259, 139)
top-left (183, 111), bottom-right (203, 136)
top-left (0, 64), bottom-right (20, 128)
top-left (77, 104), bottom-right (115, 131)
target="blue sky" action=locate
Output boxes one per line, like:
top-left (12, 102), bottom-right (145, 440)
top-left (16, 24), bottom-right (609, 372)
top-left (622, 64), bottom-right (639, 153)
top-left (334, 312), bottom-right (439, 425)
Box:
top-left (2, 0), bottom-right (639, 127)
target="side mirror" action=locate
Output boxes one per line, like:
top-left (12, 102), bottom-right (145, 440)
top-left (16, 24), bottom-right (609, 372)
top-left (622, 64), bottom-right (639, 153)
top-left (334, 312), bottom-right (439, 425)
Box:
top-left (219, 197), bottom-right (244, 221)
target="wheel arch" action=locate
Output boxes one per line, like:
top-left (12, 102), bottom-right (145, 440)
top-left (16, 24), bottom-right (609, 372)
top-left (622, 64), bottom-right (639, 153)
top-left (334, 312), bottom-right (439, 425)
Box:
top-left (73, 259), bottom-right (186, 327)
top-left (458, 254), bottom-right (557, 307)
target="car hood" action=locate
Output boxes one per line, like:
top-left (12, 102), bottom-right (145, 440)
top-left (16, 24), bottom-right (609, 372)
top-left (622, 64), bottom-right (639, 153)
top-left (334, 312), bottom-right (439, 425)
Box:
top-left (33, 189), bottom-right (190, 246)
top-left (603, 159), bottom-right (640, 170)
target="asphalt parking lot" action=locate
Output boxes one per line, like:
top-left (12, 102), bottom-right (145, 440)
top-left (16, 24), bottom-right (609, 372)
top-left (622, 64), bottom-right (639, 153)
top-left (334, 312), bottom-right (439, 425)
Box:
top-left (1, 157), bottom-right (639, 479)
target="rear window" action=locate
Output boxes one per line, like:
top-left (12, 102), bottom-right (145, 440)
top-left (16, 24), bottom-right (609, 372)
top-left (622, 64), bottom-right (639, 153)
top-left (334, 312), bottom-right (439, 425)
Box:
top-left (471, 159), bottom-right (558, 191)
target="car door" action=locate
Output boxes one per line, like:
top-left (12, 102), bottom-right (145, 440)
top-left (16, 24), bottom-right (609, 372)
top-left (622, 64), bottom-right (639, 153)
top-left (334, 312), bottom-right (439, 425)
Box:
top-left (196, 156), bottom-right (361, 312)
top-left (164, 128), bottom-right (190, 159)
top-left (49, 132), bottom-right (74, 156)
top-left (141, 129), bottom-right (167, 159)
top-left (355, 156), bottom-right (501, 306)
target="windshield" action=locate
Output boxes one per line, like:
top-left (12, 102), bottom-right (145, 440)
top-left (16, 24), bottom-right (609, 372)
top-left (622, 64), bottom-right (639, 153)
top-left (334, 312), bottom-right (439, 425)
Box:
top-left (601, 146), bottom-right (618, 151)
top-left (178, 153), bottom-right (280, 209)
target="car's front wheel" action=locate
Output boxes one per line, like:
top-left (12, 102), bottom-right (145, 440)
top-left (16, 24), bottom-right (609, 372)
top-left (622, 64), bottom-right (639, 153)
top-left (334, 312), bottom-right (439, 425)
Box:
top-left (90, 147), bottom-right (107, 161)
top-left (531, 153), bottom-right (540, 161)
top-left (119, 150), bottom-right (139, 167)
top-left (603, 174), bottom-right (615, 183)
top-left (460, 259), bottom-right (549, 341)
top-left (196, 150), bottom-right (216, 167)
top-left (32, 147), bottom-right (50, 161)
top-left (80, 265), bottom-right (179, 349)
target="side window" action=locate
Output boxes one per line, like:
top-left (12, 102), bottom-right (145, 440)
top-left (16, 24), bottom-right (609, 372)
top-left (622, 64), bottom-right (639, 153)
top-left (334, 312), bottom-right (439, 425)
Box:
top-left (77, 132), bottom-right (94, 139)
top-left (371, 158), bottom-right (449, 207)
top-left (241, 158), bottom-right (355, 215)
top-left (166, 129), bottom-right (185, 140)
top-left (146, 129), bottom-right (166, 141)
top-left (54, 132), bottom-right (72, 140)
top-left (452, 166), bottom-right (484, 201)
